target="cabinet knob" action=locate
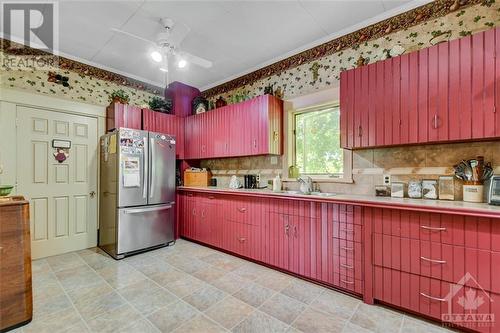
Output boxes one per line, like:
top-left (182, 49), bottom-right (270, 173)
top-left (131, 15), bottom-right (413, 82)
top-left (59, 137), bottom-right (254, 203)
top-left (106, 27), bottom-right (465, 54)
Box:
top-left (237, 207), bottom-right (247, 213)
top-left (237, 237), bottom-right (246, 242)
top-left (89, 191), bottom-right (96, 198)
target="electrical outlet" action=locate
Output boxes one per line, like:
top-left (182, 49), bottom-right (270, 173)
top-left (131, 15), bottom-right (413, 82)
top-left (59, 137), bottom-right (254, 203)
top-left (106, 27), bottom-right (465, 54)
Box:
top-left (270, 156), bottom-right (278, 165)
top-left (383, 174), bottom-right (391, 185)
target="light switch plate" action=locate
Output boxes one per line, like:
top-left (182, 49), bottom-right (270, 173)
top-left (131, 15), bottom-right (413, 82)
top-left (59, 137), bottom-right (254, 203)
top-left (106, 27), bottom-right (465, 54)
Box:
top-left (383, 174), bottom-right (391, 185)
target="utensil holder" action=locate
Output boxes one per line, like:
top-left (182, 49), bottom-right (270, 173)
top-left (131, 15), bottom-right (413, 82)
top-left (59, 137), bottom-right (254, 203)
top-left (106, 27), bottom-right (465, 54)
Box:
top-left (463, 184), bottom-right (484, 203)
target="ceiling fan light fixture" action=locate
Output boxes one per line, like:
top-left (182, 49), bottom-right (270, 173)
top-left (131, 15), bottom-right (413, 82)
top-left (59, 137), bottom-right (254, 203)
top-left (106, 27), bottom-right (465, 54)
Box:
top-left (177, 59), bottom-right (187, 68)
top-left (151, 51), bottom-right (162, 62)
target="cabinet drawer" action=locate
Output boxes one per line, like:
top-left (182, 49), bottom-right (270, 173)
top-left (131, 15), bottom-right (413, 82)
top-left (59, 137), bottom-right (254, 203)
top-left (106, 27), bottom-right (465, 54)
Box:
top-left (374, 266), bottom-right (497, 333)
top-left (222, 220), bottom-right (261, 261)
top-left (373, 233), bottom-right (500, 294)
top-left (333, 238), bottom-right (362, 263)
top-left (371, 208), bottom-right (500, 252)
top-left (226, 198), bottom-right (261, 225)
top-left (333, 222), bottom-right (362, 242)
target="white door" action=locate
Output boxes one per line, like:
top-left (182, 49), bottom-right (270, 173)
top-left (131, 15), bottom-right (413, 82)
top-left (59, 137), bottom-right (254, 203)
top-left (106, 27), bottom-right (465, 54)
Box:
top-left (16, 106), bottom-right (98, 259)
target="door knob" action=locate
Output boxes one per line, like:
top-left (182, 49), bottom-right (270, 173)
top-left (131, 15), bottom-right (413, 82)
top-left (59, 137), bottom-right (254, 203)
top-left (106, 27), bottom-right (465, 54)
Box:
top-left (89, 191), bottom-right (96, 198)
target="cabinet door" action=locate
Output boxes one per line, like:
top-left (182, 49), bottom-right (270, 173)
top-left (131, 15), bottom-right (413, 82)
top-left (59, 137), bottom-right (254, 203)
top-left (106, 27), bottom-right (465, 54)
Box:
top-left (204, 202), bottom-right (221, 247)
top-left (340, 70), bottom-right (348, 149)
top-left (496, 28), bottom-right (500, 137)
top-left (289, 215), bottom-right (313, 278)
top-left (212, 108), bottom-right (229, 157)
top-left (185, 116), bottom-right (201, 159)
top-left (267, 213), bottom-right (290, 271)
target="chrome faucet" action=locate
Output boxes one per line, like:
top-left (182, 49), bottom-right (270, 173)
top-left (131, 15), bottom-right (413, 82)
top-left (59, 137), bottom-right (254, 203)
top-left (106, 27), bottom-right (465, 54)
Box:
top-left (298, 176), bottom-right (313, 194)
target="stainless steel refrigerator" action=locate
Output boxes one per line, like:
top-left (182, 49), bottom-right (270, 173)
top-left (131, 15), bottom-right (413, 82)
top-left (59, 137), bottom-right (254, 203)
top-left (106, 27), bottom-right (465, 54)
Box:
top-left (98, 128), bottom-right (176, 259)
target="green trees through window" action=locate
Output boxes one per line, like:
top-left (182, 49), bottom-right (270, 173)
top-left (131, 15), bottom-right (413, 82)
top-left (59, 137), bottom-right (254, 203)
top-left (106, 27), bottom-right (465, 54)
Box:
top-left (295, 106), bottom-right (343, 175)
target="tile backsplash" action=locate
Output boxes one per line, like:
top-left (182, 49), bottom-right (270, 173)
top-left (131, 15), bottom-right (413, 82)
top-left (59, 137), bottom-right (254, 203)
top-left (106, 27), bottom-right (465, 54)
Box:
top-left (201, 140), bottom-right (500, 198)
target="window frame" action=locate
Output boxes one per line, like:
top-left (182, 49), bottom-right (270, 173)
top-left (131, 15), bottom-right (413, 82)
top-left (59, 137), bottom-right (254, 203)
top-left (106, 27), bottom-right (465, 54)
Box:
top-left (284, 101), bottom-right (353, 183)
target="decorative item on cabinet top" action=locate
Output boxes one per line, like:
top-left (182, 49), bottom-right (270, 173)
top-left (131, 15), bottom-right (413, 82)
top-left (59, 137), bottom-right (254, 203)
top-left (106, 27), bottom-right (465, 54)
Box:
top-left (148, 96), bottom-right (173, 114)
top-left (192, 96), bottom-right (209, 115)
top-left (108, 89), bottom-right (130, 104)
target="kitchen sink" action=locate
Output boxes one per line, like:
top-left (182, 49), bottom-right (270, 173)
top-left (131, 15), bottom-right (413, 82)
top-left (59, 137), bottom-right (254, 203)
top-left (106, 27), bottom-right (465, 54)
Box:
top-left (311, 191), bottom-right (336, 197)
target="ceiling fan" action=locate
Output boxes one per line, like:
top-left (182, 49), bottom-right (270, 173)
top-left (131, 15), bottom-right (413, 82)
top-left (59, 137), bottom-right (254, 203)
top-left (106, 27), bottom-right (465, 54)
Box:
top-left (111, 17), bottom-right (212, 84)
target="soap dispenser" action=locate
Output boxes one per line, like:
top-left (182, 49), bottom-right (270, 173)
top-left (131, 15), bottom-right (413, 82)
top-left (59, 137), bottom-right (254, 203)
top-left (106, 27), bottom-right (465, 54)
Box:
top-left (273, 174), bottom-right (282, 192)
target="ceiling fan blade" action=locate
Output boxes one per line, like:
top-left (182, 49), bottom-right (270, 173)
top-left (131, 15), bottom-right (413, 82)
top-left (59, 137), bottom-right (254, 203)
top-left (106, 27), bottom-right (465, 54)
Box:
top-left (111, 28), bottom-right (156, 46)
top-left (168, 21), bottom-right (191, 48)
top-left (178, 51), bottom-right (213, 69)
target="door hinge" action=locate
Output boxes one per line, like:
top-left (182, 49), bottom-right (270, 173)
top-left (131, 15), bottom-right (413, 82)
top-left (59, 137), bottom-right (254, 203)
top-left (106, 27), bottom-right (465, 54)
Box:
top-left (15, 118), bottom-right (18, 127)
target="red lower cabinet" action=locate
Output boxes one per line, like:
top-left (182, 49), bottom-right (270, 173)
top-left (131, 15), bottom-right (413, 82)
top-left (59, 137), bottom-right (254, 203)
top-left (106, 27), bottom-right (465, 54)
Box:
top-left (178, 190), bottom-right (500, 333)
top-left (367, 206), bottom-right (500, 333)
top-left (179, 191), bottom-right (364, 295)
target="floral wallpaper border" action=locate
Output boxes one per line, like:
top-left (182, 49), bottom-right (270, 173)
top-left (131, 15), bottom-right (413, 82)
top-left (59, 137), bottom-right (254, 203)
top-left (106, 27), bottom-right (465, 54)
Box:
top-left (202, 0), bottom-right (490, 98)
top-left (0, 38), bottom-right (163, 95)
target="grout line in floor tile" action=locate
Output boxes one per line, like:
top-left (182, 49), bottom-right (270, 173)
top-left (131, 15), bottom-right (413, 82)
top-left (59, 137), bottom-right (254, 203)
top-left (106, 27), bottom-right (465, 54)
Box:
top-left (340, 299), bottom-right (362, 332)
top-left (46, 258), bottom-right (94, 332)
top-left (76, 251), bottom-right (172, 332)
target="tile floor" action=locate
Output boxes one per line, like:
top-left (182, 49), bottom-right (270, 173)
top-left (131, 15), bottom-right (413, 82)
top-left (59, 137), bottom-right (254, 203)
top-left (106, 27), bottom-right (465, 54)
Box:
top-left (15, 239), bottom-right (457, 333)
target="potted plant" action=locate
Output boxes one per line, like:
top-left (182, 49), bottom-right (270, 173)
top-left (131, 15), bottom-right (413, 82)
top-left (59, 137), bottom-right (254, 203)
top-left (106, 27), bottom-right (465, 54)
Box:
top-left (148, 96), bottom-right (173, 113)
top-left (108, 89), bottom-right (130, 104)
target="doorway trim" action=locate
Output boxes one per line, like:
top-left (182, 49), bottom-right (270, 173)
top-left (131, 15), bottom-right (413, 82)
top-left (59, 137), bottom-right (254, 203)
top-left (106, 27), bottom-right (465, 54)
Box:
top-left (0, 88), bottom-right (106, 257)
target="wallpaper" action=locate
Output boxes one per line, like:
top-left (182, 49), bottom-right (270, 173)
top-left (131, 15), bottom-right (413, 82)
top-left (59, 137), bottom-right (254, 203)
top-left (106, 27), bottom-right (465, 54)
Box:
top-left (207, 2), bottom-right (499, 103)
top-left (0, 50), bottom-right (160, 107)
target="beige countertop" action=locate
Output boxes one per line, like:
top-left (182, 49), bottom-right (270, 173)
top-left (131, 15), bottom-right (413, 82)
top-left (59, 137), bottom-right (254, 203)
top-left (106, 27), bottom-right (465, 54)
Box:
top-left (177, 186), bottom-right (500, 218)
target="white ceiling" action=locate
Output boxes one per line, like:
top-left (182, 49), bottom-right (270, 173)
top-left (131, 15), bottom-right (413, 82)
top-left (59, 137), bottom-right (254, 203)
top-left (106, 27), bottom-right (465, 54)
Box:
top-left (3, 0), bottom-right (430, 90)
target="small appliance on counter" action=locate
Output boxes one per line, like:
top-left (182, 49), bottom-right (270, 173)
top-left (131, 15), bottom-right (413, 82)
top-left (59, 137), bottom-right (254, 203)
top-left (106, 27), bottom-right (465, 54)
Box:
top-left (184, 168), bottom-right (212, 187)
top-left (485, 175), bottom-right (500, 205)
top-left (99, 128), bottom-right (176, 259)
top-left (244, 174), bottom-right (257, 189)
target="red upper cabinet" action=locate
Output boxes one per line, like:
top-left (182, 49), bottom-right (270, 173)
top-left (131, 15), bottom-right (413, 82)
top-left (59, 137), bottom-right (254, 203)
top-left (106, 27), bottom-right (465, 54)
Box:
top-left (340, 27), bottom-right (499, 149)
top-left (143, 108), bottom-right (185, 159)
top-left (106, 103), bottom-right (142, 131)
top-left (184, 94), bottom-right (283, 159)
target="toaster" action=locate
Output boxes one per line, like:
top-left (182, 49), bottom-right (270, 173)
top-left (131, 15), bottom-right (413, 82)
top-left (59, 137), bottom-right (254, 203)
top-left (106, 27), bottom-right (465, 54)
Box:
top-left (485, 175), bottom-right (500, 205)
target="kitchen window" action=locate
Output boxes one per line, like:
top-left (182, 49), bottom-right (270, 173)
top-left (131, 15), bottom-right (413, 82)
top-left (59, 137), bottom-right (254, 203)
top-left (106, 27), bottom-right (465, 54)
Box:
top-left (288, 102), bottom-right (352, 182)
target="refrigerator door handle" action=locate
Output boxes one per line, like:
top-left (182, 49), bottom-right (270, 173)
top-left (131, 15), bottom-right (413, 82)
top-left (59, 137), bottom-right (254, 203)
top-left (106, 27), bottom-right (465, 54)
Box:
top-left (143, 136), bottom-right (148, 199)
top-left (123, 205), bottom-right (172, 214)
top-left (150, 137), bottom-right (155, 199)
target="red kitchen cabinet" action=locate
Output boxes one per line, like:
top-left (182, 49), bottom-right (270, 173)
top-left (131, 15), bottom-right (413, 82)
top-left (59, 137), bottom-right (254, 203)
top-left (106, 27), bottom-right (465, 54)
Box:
top-left (367, 206), bottom-right (500, 333)
top-left (341, 27), bottom-right (500, 149)
top-left (142, 108), bottom-right (185, 159)
top-left (106, 103), bottom-right (142, 131)
top-left (184, 116), bottom-right (201, 159)
top-left (184, 94), bottom-right (283, 159)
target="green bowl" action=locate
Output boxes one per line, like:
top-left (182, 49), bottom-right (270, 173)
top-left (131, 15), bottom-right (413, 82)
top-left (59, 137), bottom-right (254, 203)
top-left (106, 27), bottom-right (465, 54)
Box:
top-left (0, 185), bottom-right (14, 197)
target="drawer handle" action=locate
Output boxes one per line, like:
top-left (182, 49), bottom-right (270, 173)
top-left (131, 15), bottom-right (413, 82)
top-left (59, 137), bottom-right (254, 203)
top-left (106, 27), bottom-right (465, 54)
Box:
top-left (340, 263), bottom-right (353, 269)
top-left (420, 256), bottom-right (446, 264)
top-left (420, 225), bottom-right (446, 232)
top-left (187, 193), bottom-right (194, 197)
top-left (208, 195), bottom-right (215, 199)
top-left (341, 279), bottom-right (355, 285)
top-left (237, 237), bottom-right (246, 242)
top-left (420, 292), bottom-right (446, 302)
top-left (237, 207), bottom-right (247, 213)
top-left (341, 246), bottom-right (354, 251)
